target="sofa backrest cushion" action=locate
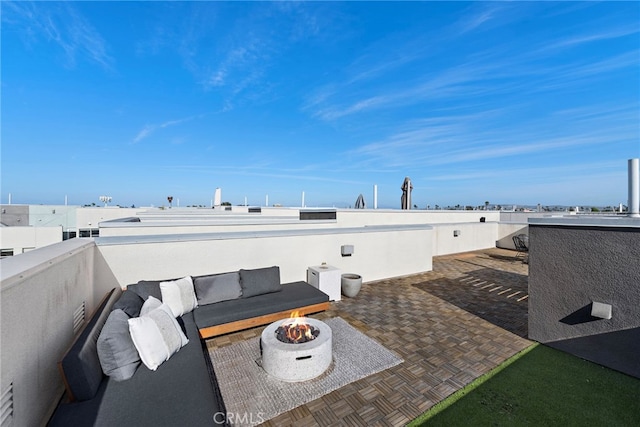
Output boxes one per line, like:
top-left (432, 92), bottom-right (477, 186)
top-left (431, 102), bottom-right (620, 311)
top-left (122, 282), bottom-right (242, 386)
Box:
top-left (160, 276), bottom-right (198, 317)
top-left (59, 288), bottom-right (117, 401)
top-left (194, 272), bottom-right (242, 305)
top-left (97, 309), bottom-right (141, 381)
top-left (239, 266), bottom-right (282, 298)
top-left (112, 290), bottom-right (144, 318)
top-left (127, 280), bottom-right (164, 301)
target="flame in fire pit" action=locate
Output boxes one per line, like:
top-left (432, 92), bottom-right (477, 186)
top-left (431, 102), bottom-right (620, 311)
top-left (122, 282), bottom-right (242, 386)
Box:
top-left (276, 311), bottom-right (319, 344)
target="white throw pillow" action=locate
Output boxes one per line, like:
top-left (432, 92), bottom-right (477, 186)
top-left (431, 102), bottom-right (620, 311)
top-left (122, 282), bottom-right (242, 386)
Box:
top-left (128, 301), bottom-right (189, 371)
top-left (160, 276), bottom-right (198, 317)
top-left (140, 295), bottom-right (163, 316)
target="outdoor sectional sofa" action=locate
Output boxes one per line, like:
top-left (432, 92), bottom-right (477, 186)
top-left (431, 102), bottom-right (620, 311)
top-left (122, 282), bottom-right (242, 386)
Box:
top-left (48, 266), bottom-right (330, 426)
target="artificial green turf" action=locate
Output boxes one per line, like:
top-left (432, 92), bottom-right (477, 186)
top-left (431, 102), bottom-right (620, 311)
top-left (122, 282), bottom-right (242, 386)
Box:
top-left (410, 344), bottom-right (640, 426)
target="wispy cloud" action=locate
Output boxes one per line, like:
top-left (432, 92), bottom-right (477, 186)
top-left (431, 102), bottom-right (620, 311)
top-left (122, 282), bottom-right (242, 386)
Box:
top-left (353, 109), bottom-right (506, 159)
top-left (556, 50), bottom-right (638, 80)
top-left (205, 41), bottom-right (264, 90)
top-left (349, 101), bottom-right (638, 171)
top-left (302, 0), bottom-right (638, 131)
top-left (133, 125), bottom-right (155, 144)
top-left (132, 114), bottom-right (203, 143)
top-left (309, 55), bottom-right (512, 121)
top-left (452, 2), bottom-right (527, 35)
top-left (431, 160), bottom-right (624, 182)
top-left (2, 1), bottom-right (113, 69)
top-left (455, 4), bottom-right (499, 34)
top-left (307, 32), bottom-right (637, 124)
top-left (548, 25), bottom-right (640, 50)
top-left (522, 49), bottom-right (640, 95)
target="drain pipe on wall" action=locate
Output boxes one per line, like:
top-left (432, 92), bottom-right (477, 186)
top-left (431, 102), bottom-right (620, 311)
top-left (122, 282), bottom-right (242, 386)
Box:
top-left (629, 158), bottom-right (640, 217)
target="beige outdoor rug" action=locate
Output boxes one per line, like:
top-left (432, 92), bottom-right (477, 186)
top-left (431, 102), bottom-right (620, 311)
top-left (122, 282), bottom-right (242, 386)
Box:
top-left (208, 317), bottom-right (403, 426)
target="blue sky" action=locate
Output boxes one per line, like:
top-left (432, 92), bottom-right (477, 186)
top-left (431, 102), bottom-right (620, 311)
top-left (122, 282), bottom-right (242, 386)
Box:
top-left (2, 1), bottom-right (639, 209)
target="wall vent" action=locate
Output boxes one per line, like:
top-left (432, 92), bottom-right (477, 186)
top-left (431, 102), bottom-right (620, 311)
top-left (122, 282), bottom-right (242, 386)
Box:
top-left (73, 302), bottom-right (86, 335)
top-left (300, 210), bottom-right (337, 220)
top-left (1, 383), bottom-right (14, 426)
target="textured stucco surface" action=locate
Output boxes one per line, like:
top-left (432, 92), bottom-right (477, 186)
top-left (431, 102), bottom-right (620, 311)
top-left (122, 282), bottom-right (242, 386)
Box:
top-left (529, 224), bottom-right (640, 343)
top-left (0, 204), bottom-right (29, 226)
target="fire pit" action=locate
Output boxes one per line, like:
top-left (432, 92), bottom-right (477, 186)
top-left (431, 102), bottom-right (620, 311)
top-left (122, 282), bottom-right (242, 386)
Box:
top-left (261, 315), bottom-right (332, 382)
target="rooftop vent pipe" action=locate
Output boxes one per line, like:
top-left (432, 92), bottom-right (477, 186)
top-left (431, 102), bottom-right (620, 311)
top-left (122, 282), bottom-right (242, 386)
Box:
top-left (629, 158), bottom-right (640, 217)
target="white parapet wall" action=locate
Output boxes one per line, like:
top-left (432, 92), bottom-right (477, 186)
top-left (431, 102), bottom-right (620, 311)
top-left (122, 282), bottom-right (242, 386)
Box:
top-left (98, 218), bottom-right (338, 237)
top-left (495, 223), bottom-right (529, 250)
top-left (430, 222), bottom-right (500, 256)
top-left (0, 239), bottom-right (120, 427)
top-left (0, 226), bottom-right (62, 255)
top-left (98, 208), bottom-right (500, 238)
top-left (76, 206), bottom-right (150, 229)
top-left (336, 209), bottom-right (500, 227)
top-left (95, 224), bottom-right (433, 286)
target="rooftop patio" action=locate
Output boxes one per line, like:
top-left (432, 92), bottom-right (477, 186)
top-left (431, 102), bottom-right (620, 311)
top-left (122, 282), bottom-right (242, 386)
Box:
top-left (206, 248), bottom-right (531, 426)
top-left (3, 209), bottom-right (637, 426)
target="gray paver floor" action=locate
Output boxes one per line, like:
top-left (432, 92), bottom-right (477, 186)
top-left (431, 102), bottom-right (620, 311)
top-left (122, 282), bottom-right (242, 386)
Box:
top-left (206, 248), bottom-right (532, 426)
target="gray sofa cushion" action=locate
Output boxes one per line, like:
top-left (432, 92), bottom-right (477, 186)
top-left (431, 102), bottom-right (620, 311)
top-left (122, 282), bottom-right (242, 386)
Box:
top-left (112, 290), bottom-right (144, 318)
top-left (194, 281), bottom-right (328, 328)
top-left (59, 289), bottom-right (118, 402)
top-left (49, 312), bottom-right (228, 426)
top-left (127, 280), bottom-right (164, 302)
top-left (194, 272), bottom-right (242, 305)
top-left (239, 266), bottom-right (281, 298)
top-left (97, 309), bottom-right (140, 381)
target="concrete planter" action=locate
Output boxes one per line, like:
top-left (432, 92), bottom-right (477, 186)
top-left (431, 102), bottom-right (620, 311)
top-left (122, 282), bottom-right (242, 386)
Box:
top-left (341, 274), bottom-right (362, 298)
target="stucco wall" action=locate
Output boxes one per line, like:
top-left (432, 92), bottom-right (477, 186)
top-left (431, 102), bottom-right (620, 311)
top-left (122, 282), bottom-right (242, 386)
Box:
top-left (0, 239), bottom-right (122, 426)
top-left (76, 207), bottom-right (149, 229)
top-left (495, 223), bottom-right (528, 250)
top-left (528, 219), bottom-right (640, 343)
top-left (0, 205), bottom-right (29, 226)
top-left (431, 222), bottom-right (499, 256)
top-left (28, 205), bottom-right (78, 228)
top-left (336, 209), bottom-right (500, 227)
top-left (98, 219), bottom-right (338, 237)
top-left (95, 225), bottom-right (433, 286)
top-left (0, 226), bottom-right (62, 254)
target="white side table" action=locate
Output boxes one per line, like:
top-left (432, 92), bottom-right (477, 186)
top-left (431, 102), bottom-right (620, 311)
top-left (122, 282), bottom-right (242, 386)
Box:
top-left (307, 265), bottom-right (341, 301)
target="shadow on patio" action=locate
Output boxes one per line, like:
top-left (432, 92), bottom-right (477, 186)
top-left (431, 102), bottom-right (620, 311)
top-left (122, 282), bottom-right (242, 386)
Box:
top-left (413, 250), bottom-right (529, 338)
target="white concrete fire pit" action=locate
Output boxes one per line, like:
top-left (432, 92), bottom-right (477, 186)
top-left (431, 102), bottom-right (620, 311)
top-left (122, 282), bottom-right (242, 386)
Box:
top-left (261, 317), bottom-right (332, 382)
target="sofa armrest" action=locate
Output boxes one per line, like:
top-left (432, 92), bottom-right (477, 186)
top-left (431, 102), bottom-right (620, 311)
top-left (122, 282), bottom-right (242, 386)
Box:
top-left (58, 288), bottom-right (118, 402)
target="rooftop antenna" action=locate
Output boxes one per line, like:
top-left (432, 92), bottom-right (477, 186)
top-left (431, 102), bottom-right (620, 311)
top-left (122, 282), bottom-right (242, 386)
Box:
top-left (373, 184), bottom-right (378, 209)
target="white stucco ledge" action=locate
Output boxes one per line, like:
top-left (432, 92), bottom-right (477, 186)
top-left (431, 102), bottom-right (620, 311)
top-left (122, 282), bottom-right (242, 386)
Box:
top-left (0, 238), bottom-right (95, 289)
top-left (94, 224), bottom-right (433, 246)
top-left (99, 217), bottom-right (337, 228)
top-left (529, 216), bottom-right (640, 228)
